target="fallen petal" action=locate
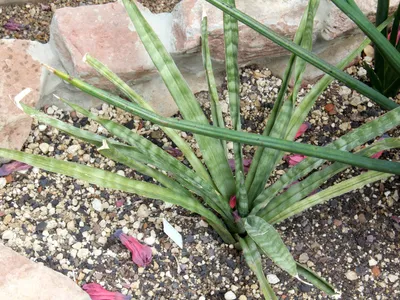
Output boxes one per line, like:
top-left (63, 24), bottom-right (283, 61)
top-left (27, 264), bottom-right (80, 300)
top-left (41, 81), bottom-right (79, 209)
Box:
top-left (3, 19), bottom-right (26, 31)
top-left (0, 161), bottom-right (32, 176)
top-left (285, 154), bottom-right (306, 167)
top-left (82, 283), bottom-right (131, 300)
top-left (294, 123), bottom-right (310, 139)
top-left (229, 195), bottom-right (237, 209)
top-left (114, 229), bottom-right (152, 267)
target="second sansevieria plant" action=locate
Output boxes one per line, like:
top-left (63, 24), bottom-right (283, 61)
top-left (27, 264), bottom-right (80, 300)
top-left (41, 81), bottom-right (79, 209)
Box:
top-left (1, 0), bottom-right (399, 298)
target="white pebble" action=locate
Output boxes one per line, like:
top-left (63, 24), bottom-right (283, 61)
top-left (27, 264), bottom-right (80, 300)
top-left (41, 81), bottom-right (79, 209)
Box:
top-left (77, 248), bottom-right (89, 259)
top-left (224, 291), bottom-right (237, 300)
top-left (39, 142), bottom-right (50, 154)
top-left (388, 274), bottom-right (398, 283)
top-left (345, 270), bottom-right (358, 281)
top-left (92, 199), bottom-right (103, 212)
top-left (1, 230), bottom-right (15, 240)
top-left (67, 144), bottom-right (81, 154)
top-left (136, 204), bottom-right (150, 218)
top-left (0, 178), bottom-right (6, 188)
top-left (144, 236), bottom-right (156, 246)
top-left (368, 258), bottom-right (378, 267)
top-left (267, 274), bottom-right (280, 284)
top-left (38, 124), bottom-right (47, 131)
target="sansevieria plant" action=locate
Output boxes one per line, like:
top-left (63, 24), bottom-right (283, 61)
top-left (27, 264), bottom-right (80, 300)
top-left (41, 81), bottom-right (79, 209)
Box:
top-left (1, 0), bottom-right (399, 298)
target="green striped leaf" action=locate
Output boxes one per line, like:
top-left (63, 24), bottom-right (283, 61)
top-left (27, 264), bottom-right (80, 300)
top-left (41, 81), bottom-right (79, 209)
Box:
top-left (222, 0), bottom-right (248, 216)
top-left (59, 97), bottom-right (235, 225)
top-left (245, 1), bottom-right (319, 201)
top-left (296, 263), bottom-right (339, 296)
top-left (245, 215), bottom-right (298, 277)
top-left (205, 0), bottom-right (398, 110)
top-left (239, 236), bottom-right (277, 300)
top-left (122, 0), bottom-right (235, 199)
top-left (270, 170), bottom-right (392, 224)
top-left (45, 67), bottom-right (400, 175)
top-left (201, 17), bottom-right (227, 155)
top-left (285, 16), bottom-right (395, 141)
top-left (257, 138), bottom-right (400, 220)
top-left (252, 105), bottom-right (400, 209)
top-left (0, 148), bottom-right (236, 244)
top-left (83, 54), bottom-right (212, 184)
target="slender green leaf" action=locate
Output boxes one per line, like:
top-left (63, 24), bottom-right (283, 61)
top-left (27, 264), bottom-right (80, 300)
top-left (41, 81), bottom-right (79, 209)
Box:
top-left (0, 148), bottom-right (235, 244)
top-left (257, 138), bottom-right (400, 219)
top-left (45, 67), bottom-right (400, 175)
top-left (239, 236), bottom-right (278, 300)
top-left (59, 97), bottom-right (236, 226)
top-left (331, 0), bottom-right (400, 77)
top-left (375, 0), bottom-right (389, 81)
top-left (252, 105), bottom-right (400, 209)
top-left (122, 0), bottom-right (235, 199)
top-left (205, 0), bottom-right (398, 110)
top-left (270, 170), bottom-right (392, 224)
top-left (296, 263), bottom-right (339, 296)
top-left (201, 17), bottom-right (227, 155)
top-left (84, 54), bottom-right (213, 184)
top-left (245, 215), bottom-right (298, 277)
top-left (286, 16), bottom-right (395, 140)
top-left (245, 4), bottom-right (312, 191)
top-left (222, 0), bottom-right (249, 216)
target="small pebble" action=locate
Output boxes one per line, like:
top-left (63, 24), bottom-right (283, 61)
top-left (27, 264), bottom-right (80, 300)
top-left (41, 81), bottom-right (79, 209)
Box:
top-left (224, 291), bottom-right (237, 300)
top-left (346, 270), bottom-right (358, 281)
top-left (267, 274), bottom-right (280, 284)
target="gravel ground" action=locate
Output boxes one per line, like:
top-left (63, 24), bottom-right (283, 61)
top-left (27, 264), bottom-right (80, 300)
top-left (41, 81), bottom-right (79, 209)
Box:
top-left (1, 0), bottom-right (400, 299)
top-left (1, 60), bottom-right (400, 299)
top-left (0, 0), bottom-right (181, 42)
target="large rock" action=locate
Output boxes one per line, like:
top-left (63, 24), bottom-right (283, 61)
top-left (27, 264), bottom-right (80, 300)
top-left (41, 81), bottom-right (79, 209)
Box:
top-left (50, 1), bottom-right (182, 117)
top-left (0, 244), bottom-right (90, 300)
top-left (0, 40), bottom-right (42, 164)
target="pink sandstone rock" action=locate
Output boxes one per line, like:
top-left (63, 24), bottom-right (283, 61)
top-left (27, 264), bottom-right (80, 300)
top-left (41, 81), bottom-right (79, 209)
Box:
top-left (0, 244), bottom-right (90, 300)
top-left (50, 1), bottom-right (181, 116)
top-left (0, 39), bottom-right (42, 164)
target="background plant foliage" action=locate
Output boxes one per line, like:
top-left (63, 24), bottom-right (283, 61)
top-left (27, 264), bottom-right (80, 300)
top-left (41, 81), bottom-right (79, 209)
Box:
top-left (1, 0), bottom-right (399, 298)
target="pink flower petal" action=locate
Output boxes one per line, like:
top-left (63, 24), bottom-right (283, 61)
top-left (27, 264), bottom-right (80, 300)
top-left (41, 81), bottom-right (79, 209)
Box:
top-left (82, 283), bottom-right (131, 300)
top-left (229, 195), bottom-right (237, 209)
top-left (0, 161), bottom-right (32, 176)
top-left (294, 123), bottom-right (310, 139)
top-left (285, 154), bottom-right (306, 167)
top-left (114, 230), bottom-right (152, 267)
top-left (371, 150), bottom-right (384, 159)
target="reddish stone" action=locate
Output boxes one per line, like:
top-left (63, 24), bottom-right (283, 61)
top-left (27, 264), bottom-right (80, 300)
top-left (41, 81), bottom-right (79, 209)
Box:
top-left (0, 244), bottom-right (90, 300)
top-left (0, 39), bottom-right (42, 163)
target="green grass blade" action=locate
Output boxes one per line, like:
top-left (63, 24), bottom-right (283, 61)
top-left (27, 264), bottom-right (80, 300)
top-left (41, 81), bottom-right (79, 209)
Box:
top-left (389, 3), bottom-right (400, 47)
top-left (245, 215), bottom-right (298, 277)
top-left (122, 0), bottom-right (235, 199)
top-left (252, 105), bottom-right (400, 209)
top-left (257, 138), bottom-right (400, 219)
top-left (223, 0), bottom-right (249, 216)
top-left (84, 54), bottom-right (213, 184)
top-left (0, 148), bottom-right (236, 244)
top-left (201, 17), bottom-right (227, 155)
top-left (205, 0), bottom-right (398, 110)
top-left (331, 0), bottom-right (400, 78)
top-left (269, 170), bottom-right (392, 224)
top-left (46, 67), bottom-right (400, 175)
top-left (286, 15), bottom-right (395, 140)
top-left (238, 236), bottom-right (278, 300)
top-left (296, 263), bottom-right (339, 296)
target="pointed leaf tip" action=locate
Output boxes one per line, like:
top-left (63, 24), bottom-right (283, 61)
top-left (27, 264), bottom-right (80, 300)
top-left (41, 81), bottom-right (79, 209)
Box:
top-left (14, 88), bottom-right (32, 110)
